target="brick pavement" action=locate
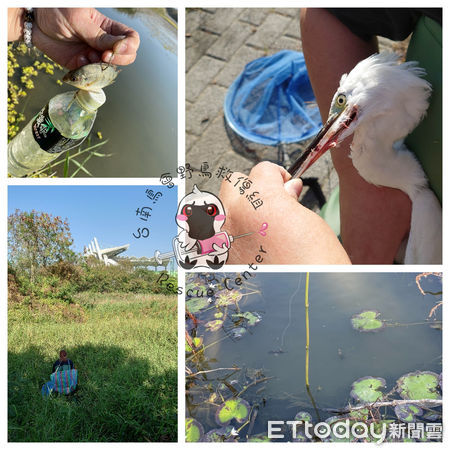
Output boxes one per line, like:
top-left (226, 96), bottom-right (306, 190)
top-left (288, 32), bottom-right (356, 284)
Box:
top-left (185, 8), bottom-right (402, 211)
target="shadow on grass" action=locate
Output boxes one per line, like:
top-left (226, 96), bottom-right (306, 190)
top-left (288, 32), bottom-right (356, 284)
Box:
top-left (8, 344), bottom-right (177, 442)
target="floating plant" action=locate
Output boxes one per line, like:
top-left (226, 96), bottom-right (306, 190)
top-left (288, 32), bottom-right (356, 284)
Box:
top-left (228, 327), bottom-right (247, 340)
top-left (186, 297), bottom-right (210, 314)
top-left (205, 320), bottom-right (223, 332)
top-left (323, 416), bottom-right (355, 443)
top-left (185, 281), bottom-right (206, 296)
top-left (348, 408), bottom-right (369, 421)
top-left (215, 398), bottom-right (251, 426)
top-left (214, 311), bottom-right (223, 319)
top-left (215, 289), bottom-right (243, 307)
top-left (232, 311), bottom-right (262, 327)
top-left (394, 403), bottom-right (423, 423)
top-left (294, 411), bottom-right (312, 423)
top-left (396, 371), bottom-right (441, 400)
top-left (204, 426), bottom-right (238, 442)
top-left (423, 410), bottom-right (441, 422)
top-left (248, 433), bottom-right (271, 442)
top-left (351, 310), bottom-right (384, 332)
top-left (185, 336), bottom-right (203, 353)
top-left (185, 417), bottom-right (205, 442)
top-left (350, 376), bottom-right (386, 403)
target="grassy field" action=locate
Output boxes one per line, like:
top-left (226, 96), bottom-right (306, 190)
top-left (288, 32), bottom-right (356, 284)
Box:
top-left (8, 292), bottom-right (177, 442)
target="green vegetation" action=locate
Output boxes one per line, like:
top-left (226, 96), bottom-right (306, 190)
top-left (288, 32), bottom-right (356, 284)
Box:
top-left (351, 310), bottom-right (384, 332)
top-left (9, 291), bottom-right (177, 442)
top-left (8, 43), bottom-right (110, 177)
top-left (8, 210), bottom-right (178, 441)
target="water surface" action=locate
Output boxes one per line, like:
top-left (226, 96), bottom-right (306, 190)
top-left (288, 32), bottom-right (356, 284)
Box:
top-left (11, 8), bottom-right (177, 177)
top-left (186, 272), bottom-right (442, 440)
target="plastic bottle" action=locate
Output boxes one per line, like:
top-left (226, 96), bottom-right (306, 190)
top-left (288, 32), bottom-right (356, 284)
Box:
top-left (8, 89), bottom-right (106, 177)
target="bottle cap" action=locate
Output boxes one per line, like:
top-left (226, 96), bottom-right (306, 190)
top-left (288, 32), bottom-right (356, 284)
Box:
top-left (76, 89), bottom-right (106, 112)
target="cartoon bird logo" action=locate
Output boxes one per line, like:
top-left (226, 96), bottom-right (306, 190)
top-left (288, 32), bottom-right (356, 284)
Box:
top-left (174, 185), bottom-right (230, 269)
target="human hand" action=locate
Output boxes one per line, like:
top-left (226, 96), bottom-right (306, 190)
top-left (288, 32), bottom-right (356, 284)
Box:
top-left (211, 242), bottom-right (230, 256)
top-left (219, 162), bottom-right (350, 264)
top-left (21, 8), bottom-right (139, 69)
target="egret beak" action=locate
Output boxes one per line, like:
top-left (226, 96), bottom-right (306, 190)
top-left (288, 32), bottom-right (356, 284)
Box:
top-left (288, 107), bottom-right (357, 179)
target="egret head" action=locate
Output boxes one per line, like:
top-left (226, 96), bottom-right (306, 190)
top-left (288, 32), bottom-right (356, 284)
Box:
top-left (289, 53), bottom-right (432, 178)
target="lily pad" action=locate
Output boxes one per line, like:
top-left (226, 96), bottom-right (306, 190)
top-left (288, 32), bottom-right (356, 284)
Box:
top-left (229, 327), bottom-right (247, 340)
top-left (350, 376), bottom-right (386, 403)
top-left (423, 410), bottom-right (441, 422)
top-left (394, 403), bottom-right (423, 423)
top-left (351, 310), bottom-right (384, 332)
top-left (215, 398), bottom-right (251, 426)
top-left (186, 297), bottom-right (210, 314)
top-left (322, 417), bottom-right (356, 443)
top-left (248, 433), bottom-right (271, 442)
top-left (232, 311), bottom-right (262, 326)
top-left (294, 411), bottom-right (312, 423)
top-left (348, 408), bottom-right (369, 421)
top-left (216, 289), bottom-right (243, 307)
top-left (205, 320), bottom-right (223, 332)
top-left (185, 336), bottom-right (203, 353)
top-left (366, 420), bottom-right (395, 442)
top-left (396, 371), bottom-right (441, 400)
top-left (186, 417), bottom-right (204, 442)
top-left (204, 426), bottom-right (238, 442)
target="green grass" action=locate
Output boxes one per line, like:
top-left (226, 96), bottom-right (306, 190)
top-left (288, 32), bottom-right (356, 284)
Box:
top-left (8, 292), bottom-right (177, 442)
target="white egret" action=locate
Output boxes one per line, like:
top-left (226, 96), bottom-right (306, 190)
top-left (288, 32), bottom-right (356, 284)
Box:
top-left (288, 52), bottom-right (441, 264)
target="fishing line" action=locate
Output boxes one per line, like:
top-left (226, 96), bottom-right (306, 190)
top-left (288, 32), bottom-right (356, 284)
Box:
top-left (279, 274), bottom-right (304, 349)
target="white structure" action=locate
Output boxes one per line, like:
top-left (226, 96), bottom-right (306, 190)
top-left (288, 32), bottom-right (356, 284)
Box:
top-left (84, 237), bottom-right (173, 270)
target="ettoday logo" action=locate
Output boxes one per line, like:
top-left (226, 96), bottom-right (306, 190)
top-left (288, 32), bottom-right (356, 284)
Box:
top-left (268, 420), bottom-right (387, 443)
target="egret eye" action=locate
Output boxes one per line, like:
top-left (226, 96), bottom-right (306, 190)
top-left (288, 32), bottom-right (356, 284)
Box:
top-left (335, 93), bottom-right (347, 108)
top-left (71, 75), bottom-right (77, 82)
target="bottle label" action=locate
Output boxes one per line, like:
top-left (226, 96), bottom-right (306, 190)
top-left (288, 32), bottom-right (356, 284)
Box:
top-left (31, 104), bottom-right (84, 154)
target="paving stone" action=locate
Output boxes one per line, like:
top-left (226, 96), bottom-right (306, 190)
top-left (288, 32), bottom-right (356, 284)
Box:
top-left (186, 9), bottom-right (204, 35)
top-left (271, 35), bottom-right (302, 52)
top-left (186, 114), bottom-right (233, 193)
top-left (185, 84), bottom-right (228, 136)
top-left (201, 8), bottom-right (242, 34)
top-left (186, 55), bottom-right (225, 102)
top-left (215, 45), bottom-right (265, 87)
top-left (207, 21), bottom-right (255, 61)
top-left (246, 13), bottom-right (292, 49)
top-left (277, 8), bottom-right (300, 18)
top-left (186, 30), bottom-right (219, 71)
top-left (284, 16), bottom-right (301, 39)
top-left (238, 8), bottom-right (271, 26)
top-left (185, 7), bottom-right (342, 212)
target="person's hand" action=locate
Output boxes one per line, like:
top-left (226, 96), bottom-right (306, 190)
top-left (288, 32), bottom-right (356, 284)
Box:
top-left (10, 8), bottom-right (140, 70)
top-left (219, 162), bottom-right (351, 264)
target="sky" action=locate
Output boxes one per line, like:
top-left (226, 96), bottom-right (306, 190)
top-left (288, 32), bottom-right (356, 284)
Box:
top-left (8, 185), bottom-right (178, 258)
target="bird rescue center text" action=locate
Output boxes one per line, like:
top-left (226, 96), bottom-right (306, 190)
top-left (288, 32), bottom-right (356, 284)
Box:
top-left (157, 244), bottom-right (268, 295)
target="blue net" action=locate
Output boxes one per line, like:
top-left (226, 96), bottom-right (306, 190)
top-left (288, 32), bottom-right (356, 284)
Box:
top-left (224, 50), bottom-right (322, 146)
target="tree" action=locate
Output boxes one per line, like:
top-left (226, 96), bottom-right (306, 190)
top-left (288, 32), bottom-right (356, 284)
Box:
top-left (8, 209), bottom-right (76, 281)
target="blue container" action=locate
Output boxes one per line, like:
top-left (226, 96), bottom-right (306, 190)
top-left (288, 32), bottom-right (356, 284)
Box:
top-left (224, 50), bottom-right (322, 146)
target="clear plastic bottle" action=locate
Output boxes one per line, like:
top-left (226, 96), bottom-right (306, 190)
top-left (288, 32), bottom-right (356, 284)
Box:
top-left (8, 89), bottom-right (106, 177)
